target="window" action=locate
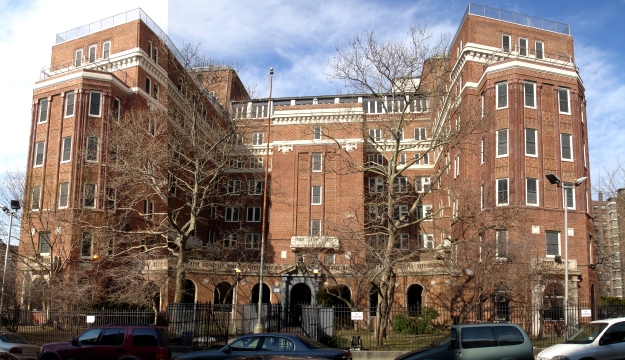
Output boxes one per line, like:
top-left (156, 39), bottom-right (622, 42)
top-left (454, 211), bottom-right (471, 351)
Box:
top-left (564, 182), bottom-right (575, 209)
top-left (65, 91), bottom-right (75, 117)
top-left (248, 179), bottom-right (263, 195)
top-left (223, 233), bottom-right (237, 248)
top-left (88, 45), bottom-right (96, 62)
top-left (246, 207), bottom-right (261, 222)
top-left (480, 184), bottom-right (484, 210)
top-left (227, 180), bottom-right (241, 195)
top-left (414, 127), bottom-right (426, 140)
top-left (546, 231), bottom-right (560, 256)
top-left (369, 128), bottom-right (382, 142)
top-left (74, 49), bottom-right (83, 67)
top-left (583, 142), bottom-right (587, 168)
top-left (225, 207), bottom-right (240, 222)
top-left (421, 153), bottom-right (430, 165)
top-left (417, 205), bottom-right (432, 220)
top-left (89, 91), bottom-right (101, 117)
top-left (58, 182), bottom-right (69, 208)
top-left (394, 177), bottom-right (408, 193)
top-left (38, 98), bottom-right (48, 123)
top-left (81, 232), bottom-right (93, 258)
top-left (152, 47), bottom-right (158, 63)
top-left (496, 129), bottom-right (508, 157)
top-left (142, 200), bottom-right (154, 220)
top-left (102, 41), bottom-right (110, 59)
top-left (462, 327), bottom-right (497, 349)
top-left (481, 137), bottom-right (485, 164)
top-left (369, 154), bottom-right (383, 166)
top-left (391, 128), bottom-right (403, 141)
top-left (313, 126), bottom-right (322, 140)
top-left (526, 178), bottom-right (538, 206)
top-left (496, 82), bottom-right (508, 109)
top-left (84, 183), bottom-right (96, 208)
top-left (368, 205), bottom-right (386, 221)
top-left (519, 38), bottom-right (527, 56)
top-left (325, 253), bottom-right (335, 265)
top-left (561, 133), bottom-right (572, 161)
top-left (113, 98), bottom-right (121, 121)
top-left (420, 234), bottom-right (434, 249)
top-left (250, 157), bottom-right (263, 169)
top-left (153, 83), bottom-right (159, 99)
top-left (311, 219), bottom-right (321, 236)
top-left (396, 234), bottom-right (409, 250)
top-left (454, 156), bottom-right (460, 178)
top-left (252, 132), bottom-right (264, 145)
top-left (524, 82), bottom-right (535, 108)
top-left (496, 230), bottom-right (508, 259)
top-left (525, 128), bottom-right (537, 156)
top-left (369, 177), bottom-right (384, 193)
top-left (559, 88), bottom-right (570, 114)
top-left (145, 77), bottom-right (151, 95)
top-left (502, 34), bottom-right (511, 52)
top-left (86, 137), bottom-right (98, 162)
top-left (399, 153), bottom-right (407, 165)
top-left (106, 188), bottom-right (116, 211)
top-left (230, 157), bottom-right (242, 169)
top-left (415, 176), bottom-right (430, 192)
top-left (535, 41), bottom-right (544, 59)
top-left (147, 41), bottom-right (152, 59)
top-left (481, 94), bottom-right (485, 118)
top-left (39, 232), bottom-right (51, 255)
top-left (311, 186), bottom-right (322, 205)
top-left (34, 141), bottom-right (45, 167)
top-left (497, 178), bottom-right (509, 206)
top-left (31, 186), bottom-right (41, 210)
top-left (312, 153), bottom-right (322, 171)
top-left (61, 136), bottom-right (72, 162)
top-left (394, 205), bottom-right (409, 222)
top-left (245, 233), bottom-right (260, 250)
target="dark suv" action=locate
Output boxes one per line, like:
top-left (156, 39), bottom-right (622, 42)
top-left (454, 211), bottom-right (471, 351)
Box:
top-left (36, 324), bottom-right (170, 360)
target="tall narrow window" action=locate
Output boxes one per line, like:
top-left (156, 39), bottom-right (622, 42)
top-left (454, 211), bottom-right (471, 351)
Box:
top-left (61, 136), bottom-right (72, 162)
top-left (525, 128), bottom-right (537, 156)
top-left (524, 82), bottom-right (535, 108)
top-left (102, 41), bottom-right (110, 59)
top-left (391, 128), bottom-right (403, 141)
top-left (496, 230), bottom-right (508, 259)
top-left (546, 231), bottom-right (560, 256)
top-left (519, 38), bottom-right (527, 56)
top-left (89, 92), bottom-right (101, 117)
top-left (65, 91), bottom-right (75, 117)
top-left (225, 207), bottom-right (240, 222)
top-left (246, 207), bottom-right (261, 222)
top-left (480, 184), bottom-right (484, 210)
top-left (58, 182), bottom-right (69, 208)
top-left (481, 137), bottom-right (485, 164)
top-left (106, 188), bottom-right (116, 211)
top-left (227, 180), bottom-right (241, 195)
top-left (415, 177), bottom-right (430, 193)
top-left (113, 98), bottom-right (121, 121)
top-left (147, 41), bottom-right (153, 59)
top-left (502, 34), bottom-right (511, 52)
top-left (369, 128), bottom-right (382, 142)
top-left (88, 45), bottom-right (96, 62)
top-left (38, 98), bottom-right (48, 123)
top-left (248, 180), bottom-right (263, 195)
top-left (312, 153), bottom-right (322, 172)
top-left (559, 88), bottom-right (570, 114)
top-left (252, 132), bottom-right (264, 145)
top-left (81, 232), bottom-right (93, 258)
top-left (561, 133), bottom-right (572, 161)
top-left (496, 129), bottom-right (508, 157)
top-left (34, 141), bottom-right (45, 167)
top-left (86, 137), bottom-right (98, 162)
top-left (74, 49), bottom-right (83, 67)
top-left (311, 220), bottom-right (321, 236)
top-left (312, 186), bottom-right (322, 205)
top-left (496, 82), bottom-right (508, 109)
top-left (564, 182), bottom-right (575, 209)
top-left (39, 232), bottom-right (51, 255)
top-left (145, 77), bottom-right (151, 95)
top-left (152, 47), bottom-right (158, 63)
top-left (313, 126), bottom-right (322, 140)
top-left (31, 186), bottom-right (41, 210)
top-left (526, 178), bottom-right (538, 205)
top-left (153, 83), bottom-right (159, 99)
top-left (84, 183), bottom-right (96, 208)
top-left (497, 178), bottom-right (509, 206)
top-left (414, 128), bottom-right (426, 140)
top-left (535, 41), bottom-right (544, 59)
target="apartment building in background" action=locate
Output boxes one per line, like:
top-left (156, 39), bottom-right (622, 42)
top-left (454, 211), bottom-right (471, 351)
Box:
top-left (19, 4), bottom-right (596, 329)
top-left (594, 191), bottom-right (625, 298)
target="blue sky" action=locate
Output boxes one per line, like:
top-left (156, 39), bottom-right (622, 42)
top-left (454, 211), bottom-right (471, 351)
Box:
top-left (1, 0), bottom-right (624, 198)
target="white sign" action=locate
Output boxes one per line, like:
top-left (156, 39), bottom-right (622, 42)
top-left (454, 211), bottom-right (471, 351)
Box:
top-left (86, 315), bottom-right (95, 323)
top-left (581, 309), bottom-right (592, 317)
top-left (351, 312), bottom-right (363, 320)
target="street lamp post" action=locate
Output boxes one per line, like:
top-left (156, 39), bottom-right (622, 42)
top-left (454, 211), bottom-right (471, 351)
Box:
top-left (233, 267), bottom-right (241, 334)
top-left (545, 174), bottom-right (586, 334)
top-left (0, 200), bottom-right (20, 329)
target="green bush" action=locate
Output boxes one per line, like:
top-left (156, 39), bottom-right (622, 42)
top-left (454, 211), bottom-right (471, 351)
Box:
top-left (392, 307), bottom-right (440, 335)
top-left (322, 334), bottom-right (349, 348)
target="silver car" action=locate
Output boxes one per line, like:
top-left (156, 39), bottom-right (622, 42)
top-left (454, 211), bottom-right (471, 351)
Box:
top-left (0, 332), bottom-right (39, 360)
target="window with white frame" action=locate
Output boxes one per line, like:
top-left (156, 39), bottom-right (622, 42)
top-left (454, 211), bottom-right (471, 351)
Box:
top-left (394, 177), bottom-right (408, 193)
top-left (223, 233), bottom-right (237, 248)
top-left (325, 253), bottom-right (336, 265)
top-left (106, 188), bottom-right (116, 211)
top-left (391, 128), bottom-right (403, 141)
top-left (369, 154), bottom-right (383, 166)
top-left (312, 153), bottom-right (322, 171)
top-left (452, 198), bottom-right (458, 218)
top-left (502, 34), bottom-right (511, 52)
top-left (34, 141), bottom-right (45, 167)
top-left (65, 91), bottom-right (75, 117)
top-left (252, 132), bottom-right (264, 145)
top-left (496, 230), bottom-right (508, 259)
top-left (88, 45), bottom-right (96, 62)
top-left (399, 153), bottom-right (407, 165)
top-left (369, 177), bottom-right (384, 193)
top-left (58, 182), bottom-right (69, 208)
top-left (525, 128), bottom-right (537, 156)
top-left (38, 98), bottom-right (48, 123)
top-left (564, 182), bottom-right (575, 209)
top-left (153, 83), bottom-right (159, 99)
top-left (496, 82), bottom-right (508, 109)
top-left (526, 178), bottom-right (538, 206)
top-left (39, 231), bottom-right (51, 255)
top-left (74, 49), bottom-right (83, 67)
top-left (519, 38), bottom-right (527, 56)
top-left (113, 98), bottom-right (121, 121)
top-left (310, 219), bottom-right (321, 236)
top-left (227, 180), bottom-right (241, 195)
top-left (245, 233), bottom-right (260, 250)
top-left (480, 184), bottom-right (484, 210)
top-left (561, 133), bottom-right (573, 161)
top-left (311, 186), bottom-right (322, 205)
top-left (546, 231), bottom-right (560, 256)
top-left (102, 41), bottom-right (110, 59)
top-left (558, 87), bottom-right (570, 114)
top-left (481, 137), bottom-right (485, 164)
top-left (225, 207), bottom-right (240, 222)
top-left (248, 179), bottom-right (263, 195)
top-left (417, 205), bottom-right (432, 220)
top-left (369, 128), bottom-right (382, 142)
top-left (368, 205), bottom-right (386, 221)
top-left (313, 126), bottom-right (322, 140)
top-left (396, 234), bottom-right (410, 250)
top-left (394, 205), bottom-right (409, 222)
top-left (249, 157), bottom-right (263, 169)
top-left (583, 142), bottom-right (587, 168)
top-left (454, 156), bottom-right (460, 178)
top-left (168, 174), bottom-right (177, 195)
top-left (415, 176), bottom-right (430, 193)
top-left (145, 77), bottom-right (151, 95)
top-left (31, 186), bottom-right (41, 210)
top-left (147, 41), bottom-right (152, 59)
top-left (420, 233), bottom-right (434, 249)
top-left (86, 137), bottom-right (98, 162)
top-left (229, 157), bottom-right (243, 169)
top-left (535, 41), bottom-right (544, 59)
top-left (419, 152), bottom-right (430, 165)
top-left (496, 129), bottom-right (508, 157)
top-left (246, 206), bottom-right (261, 222)
top-left (152, 46), bottom-right (158, 63)
top-left (81, 232), bottom-right (93, 258)
top-left (497, 178), bottom-right (509, 206)
top-left (84, 183), bottom-right (96, 208)
top-left (89, 91), bottom-right (101, 117)
top-left (524, 82), bottom-right (535, 108)
top-left (414, 128), bottom-right (426, 140)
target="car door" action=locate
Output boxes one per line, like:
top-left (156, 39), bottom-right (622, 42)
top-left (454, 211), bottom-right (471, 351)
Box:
top-left (95, 327), bottom-right (126, 360)
top-left (257, 336), bottom-right (296, 356)
top-left (64, 328), bottom-right (103, 360)
top-left (597, 321), bottom-right (625, 360)
top-left (224, 335), bottom-right (262, 358)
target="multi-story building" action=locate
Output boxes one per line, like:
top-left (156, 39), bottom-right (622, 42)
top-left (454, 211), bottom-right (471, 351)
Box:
top-left (595, 190), bottom-right (625, 298)
top-left (19, 4), bottom-right (595, 329)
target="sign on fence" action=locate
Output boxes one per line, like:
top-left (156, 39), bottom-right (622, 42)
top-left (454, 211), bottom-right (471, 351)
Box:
top-left (581, 309), bottom-right (592, 317)
top-left (86, 316), bottom-right (95, 323)
top-left (351, 312), bottom-right (363, 320)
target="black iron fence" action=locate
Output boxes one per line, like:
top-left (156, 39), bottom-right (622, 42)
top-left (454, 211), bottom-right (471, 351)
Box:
top-left (4, 301), bottom-right (625, 351)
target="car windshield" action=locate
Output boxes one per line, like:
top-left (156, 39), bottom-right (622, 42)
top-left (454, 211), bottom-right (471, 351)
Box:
top-left (0, 332), bottom-right (28, 344)
top-left (431, 335), bottom-right (451, 347)
top-left (297, 336), bottom-right (327, 349)
top-left (566, 323), bottom-right (608, 344)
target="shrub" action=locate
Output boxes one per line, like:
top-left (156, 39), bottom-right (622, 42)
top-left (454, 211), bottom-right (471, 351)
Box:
top-left (392, 307), bottom-right (440, 335)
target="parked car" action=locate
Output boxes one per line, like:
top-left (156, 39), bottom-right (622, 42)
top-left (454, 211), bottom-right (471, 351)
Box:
top-left (394, 323), bottom-right (533, 360)
top-left (537, 317), bottom-right (625, 360)
top-left (0, 331), bottom-right (39, 360)
top-left (172, 333), bottom-right (352, 360)
top-left (36, 324), bottom-right (170, 360)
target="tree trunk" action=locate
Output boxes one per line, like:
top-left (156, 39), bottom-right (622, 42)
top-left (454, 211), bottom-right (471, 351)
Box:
top-left (173, 237), bottom-right (188, 303)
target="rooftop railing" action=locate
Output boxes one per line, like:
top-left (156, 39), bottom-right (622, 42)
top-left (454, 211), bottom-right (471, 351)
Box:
top-left (467, 3), bottom-right (570, 35)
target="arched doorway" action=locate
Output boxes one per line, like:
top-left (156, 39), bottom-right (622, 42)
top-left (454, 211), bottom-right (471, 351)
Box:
top-left (290, 283), bottom-right (311, 326)
top-left (213, 281), bottom-right (233, 311)
top-left (182, 279), bottom-right (196, 303)
top-left (250, 283), bottom-right (270, 304)
top-left (407, 284), bottom-right (423, 316)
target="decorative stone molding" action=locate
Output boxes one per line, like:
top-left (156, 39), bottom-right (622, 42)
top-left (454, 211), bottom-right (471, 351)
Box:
top-left (278, 143), bottom-right (293, 153)
top-left (342, 141), bottom-right (357, 152)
